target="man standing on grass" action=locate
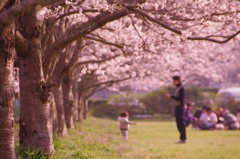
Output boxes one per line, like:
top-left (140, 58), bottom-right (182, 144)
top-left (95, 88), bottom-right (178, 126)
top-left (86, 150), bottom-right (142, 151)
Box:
top-left (165, 76), bottom-right (186, 143)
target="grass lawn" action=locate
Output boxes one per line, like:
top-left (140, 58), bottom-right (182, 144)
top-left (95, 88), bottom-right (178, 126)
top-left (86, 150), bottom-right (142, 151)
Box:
top-left (48, 116), bottom-right (240, 159)
top-left (16, 117), bottom-right (240, 159)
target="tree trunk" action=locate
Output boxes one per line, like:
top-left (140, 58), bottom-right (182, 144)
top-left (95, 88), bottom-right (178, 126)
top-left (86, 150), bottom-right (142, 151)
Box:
top-left (18, 37), bottom-right (54, 156)
top-left (18, 7), bottom-right (54, 155)
top-left (53, 82), bottom-right (68, 136)
top-left (62, 77), bottom-right (75, 128)
top-left (0, 12), bottom-right (16, 159)
top-left (78, 94), bottom-right (85, 122)
top-left (72, 78), bottom-right (79, 122)
top-left (79, 91), bottom-right (89, 120)
top-left (52, 52), bottom-right (68, 136)
top-left (83, 98), bottom-right (88, 120)
top-left (50, 96), bottom-right (58, 137)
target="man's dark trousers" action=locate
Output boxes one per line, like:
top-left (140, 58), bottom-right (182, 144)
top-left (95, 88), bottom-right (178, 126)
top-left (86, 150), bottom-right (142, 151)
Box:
top-left (175, 105), bottom-right (186, 140)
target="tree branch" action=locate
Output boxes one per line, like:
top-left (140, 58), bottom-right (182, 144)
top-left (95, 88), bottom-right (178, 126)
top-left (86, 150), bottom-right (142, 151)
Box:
top-left (81, 76), bottom-right (132, 92)
top-left (187, 29), bottom-right (240, 44)
top-left (82, 9), bottom-right (111, 14)
top-left (86, 87), bottom-right (106, 99)
top-left (43, 9), bottom-right (128, 80)
top-left (73, 54), bottom-right (121, 70)
top-left (85, 35), bottom-right (125, 53)
top-left (0, 0), bottom-right (8, 10)
top-left (60, 40), bottom-right (85, 78)
top-left (56, 10), bottom-right (80, 21)
top-left (127, 7), bottom-right (182, 35)
top-left (0, 0), bottom-right (63, 27)
top-left (125, 6), bottom-right (146, 47)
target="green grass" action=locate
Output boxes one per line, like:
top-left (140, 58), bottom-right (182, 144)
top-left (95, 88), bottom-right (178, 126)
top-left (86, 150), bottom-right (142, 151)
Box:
top-left (50, 117), bottom-right (240, 159)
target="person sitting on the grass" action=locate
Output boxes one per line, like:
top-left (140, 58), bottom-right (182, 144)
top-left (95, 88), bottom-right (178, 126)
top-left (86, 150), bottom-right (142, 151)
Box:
top-left (216, 107), bottom-right (224, 124)
top-left (117, 112), bottom-right (136, 140)
top-left (194, 105), bottom-right (208, 120)
top-left (198, 107), bottom-right (218, 130)
top-left (222, 109), bottom-right (239, 130)
top-left (185, 102), bottom-right (198, 127)
top-left (215, 107), bottom-right (225, 130)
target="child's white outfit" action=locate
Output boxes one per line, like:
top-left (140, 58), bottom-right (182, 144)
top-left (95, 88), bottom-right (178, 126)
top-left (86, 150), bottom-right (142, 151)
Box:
top-left (117, 116), bottom-right (135, 140)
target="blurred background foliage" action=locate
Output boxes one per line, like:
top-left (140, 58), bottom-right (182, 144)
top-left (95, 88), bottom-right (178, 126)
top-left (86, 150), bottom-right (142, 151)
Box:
top-left (89, 87), bottom-right (240, 118)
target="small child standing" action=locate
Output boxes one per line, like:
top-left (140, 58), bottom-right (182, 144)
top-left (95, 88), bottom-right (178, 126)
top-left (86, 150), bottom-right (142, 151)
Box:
top-left (117, 112), bottom-right (136, 140)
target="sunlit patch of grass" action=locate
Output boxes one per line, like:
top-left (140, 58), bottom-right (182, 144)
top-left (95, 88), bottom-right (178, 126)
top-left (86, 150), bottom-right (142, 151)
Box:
top-left (51, 117), bottom-right (131, 159)
top-left (16, 148), bottom-right (47, 159)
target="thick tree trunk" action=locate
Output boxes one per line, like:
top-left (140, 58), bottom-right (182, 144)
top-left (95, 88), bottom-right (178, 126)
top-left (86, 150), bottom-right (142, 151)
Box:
top-left (0, 15), bottom-right (16, 159)
top-left (62, 77), bottom-right (75, 128)
top-left (18, 8), bottom-right (54, 155)
top-left (53, 83), bottom-right (68, 136)
top-left (18, 40), bottom-right (54, 155)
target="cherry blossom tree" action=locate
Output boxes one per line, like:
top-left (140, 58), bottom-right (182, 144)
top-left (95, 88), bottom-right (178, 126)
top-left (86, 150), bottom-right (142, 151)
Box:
top-left (1, 0), bottom-right (240, 157)
top-left (20, 0), bottom-right (240, 155)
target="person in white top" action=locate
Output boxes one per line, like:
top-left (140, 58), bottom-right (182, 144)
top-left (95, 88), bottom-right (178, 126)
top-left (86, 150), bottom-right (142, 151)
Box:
top-left (198, 107), bottom-right (218, 130)
top-left (117, 112), bottom-right (136, 140)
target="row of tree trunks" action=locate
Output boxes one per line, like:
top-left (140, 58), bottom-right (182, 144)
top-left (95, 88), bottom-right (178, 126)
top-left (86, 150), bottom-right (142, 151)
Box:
top-left (0, 2), bottom-right (104, 157)
top-left (0, 1), bottom-right (130, 157)
top-left (50, 46), bottom-right (90, 136)
top-left (0, 6), bottom-right (16, 158)
top-left (52, 72), bottom-right (89, 136)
